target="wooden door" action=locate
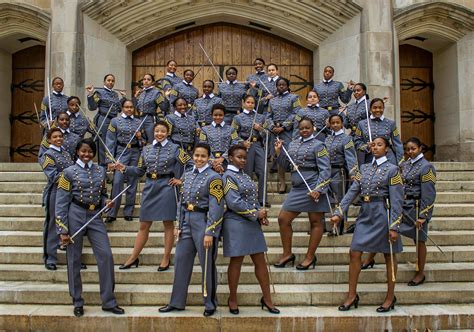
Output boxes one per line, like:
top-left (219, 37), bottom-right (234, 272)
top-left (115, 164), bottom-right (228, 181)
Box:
top-left (132, 23), bottom-right (313, 101)
top-left (399, 44), bottom-right (435, 160)
top-left (10, 45), bottom-right (45, 162)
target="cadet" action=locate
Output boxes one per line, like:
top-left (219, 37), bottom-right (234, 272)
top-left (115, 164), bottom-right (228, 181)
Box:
top-left (330, 136), bottom-right (403, 313)
top-left (87, 74), bottom-right (126, 165)
top-left (56, 138), bottom-right (124, 317)
top-left (217, 67), bottom-right (248, 124)
top-left (165, 97), bottom-right (198, 153)
top-left (399, 137), bottom-right (436, 286)
top-left (116, 121), bottom-right (191, 271)
top-left (354, 98), bottom-right (404, 165)
top-left (159, 143), bottom-right (224, 317)
top-left (133, 73), bottom-right (170, 143)
top-left (40, 77), bottom-right (69, 129)
top-left (39, 112), bottom-right (81, 159)
top-left (199, 104), bottom-right (241, 173)
top-left (223, 145), bottom-right (279, 315)
top-left (265, 63), bottom-right (279, 98)
top-left (66, 96), bottom-right (91, 139)
top-left (325, 114), bottom-right (358, 234)
top-left (104, 99), bottom-right (143, 223)
top-left (267, 77), bottom-right (301, 194)
top-left (231, 95), bottom-right (268, 206)
top-left (313, 66), bottom-right (354, 112)
top-left (158, 60), bottom-right (183, 92)
top-left (193, 80), bottom-right (223, 128)
top-left (39, 127), bottom-right (74, 270)
top-left (246, 58), bottom-right (268, 113)
top-left (292, 90), bottom-right (330, 141)
top-left (273, 117), bottom-right (331, 270)
top-left (170, 69), bottom-right (199, 108)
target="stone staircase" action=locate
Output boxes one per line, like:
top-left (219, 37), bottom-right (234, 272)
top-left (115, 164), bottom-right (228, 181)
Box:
top-left (0, 162), bottom-right (473, 331)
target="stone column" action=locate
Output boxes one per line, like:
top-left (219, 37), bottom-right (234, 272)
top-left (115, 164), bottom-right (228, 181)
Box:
top-left (358, 0), bottom-right (397, 120)
top-left (49, 0), bottom-right (84, 97)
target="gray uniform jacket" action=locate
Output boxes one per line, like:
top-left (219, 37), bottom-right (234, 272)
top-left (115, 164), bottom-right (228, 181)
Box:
top-left (67, 111), bottom-right (91, 138)
top-left (171, 81), bottom-right (199, 107)
top-left (165, 112), bottom-right (197, 147)
top-left (313, 80), bottom-right (352, 111)
top-left (345, 97), bottom-right (370, 134)
top-left (39, 128), bottom-right (80, 160)
top-left (193, 94), bottom-right (224, 127)
top-left (293, 105), bottom-right (330, 140)
top-left (40, 92), bottom-right (69, 127)
top-left (199, 122), bottom-right (241, 160)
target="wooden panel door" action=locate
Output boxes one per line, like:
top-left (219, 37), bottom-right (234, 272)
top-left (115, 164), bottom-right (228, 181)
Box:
top-left (399, 44), bottom-right (435, 160)
top-left (132, 23), bottom-right (313, 101)
top-left (10, 45), bottom-right (45, 162)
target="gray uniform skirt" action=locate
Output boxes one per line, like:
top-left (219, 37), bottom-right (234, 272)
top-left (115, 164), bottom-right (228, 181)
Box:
top-left (282, 170), bottom-right (330, 213)
top-left (222, 211), bottom-right (267, 257)
top-left (140, 177), bottom-right (177, 221)
top-left (352, 201), bottom-right (403, 253)
top-left (399, 199), bottom-right (428, 242)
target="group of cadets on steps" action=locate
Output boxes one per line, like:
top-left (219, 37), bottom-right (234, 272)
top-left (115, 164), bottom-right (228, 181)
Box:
top-left (37, 58), bottom-right (436, 317)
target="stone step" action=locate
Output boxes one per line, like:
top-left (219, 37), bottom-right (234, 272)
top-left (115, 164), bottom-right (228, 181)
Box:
top-left (0, 246), bottom-right (470, 266)
top-left (0, 263), bottom-right (471, 285)
top-left (1, 216), bottom-right (473, 232)
top-left (0, 304), bottom-right (472, 331)
top-left (0, 281), bottom-right (473, 306)
top-left (1, 230), bottom-right (473, 248)
top-left (1, 203), bottom-right (473, 218)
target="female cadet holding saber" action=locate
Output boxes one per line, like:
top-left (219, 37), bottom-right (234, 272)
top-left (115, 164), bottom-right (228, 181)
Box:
top-left (399, 137), bottom-right (436, 286)
top-left (330, 136), bottom-right (404, 313)
top-left (55, 138), bottom-right (124, 317)
top-left (223, 144), bottom-right (279, 315)
top-left (159, 143), bottom-right (224, 317)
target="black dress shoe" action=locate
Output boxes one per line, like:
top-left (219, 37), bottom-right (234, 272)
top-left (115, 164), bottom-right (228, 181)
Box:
top-left (228, 298), bottom-right (239, 315)
top-left (73, 306), bottom-right (84, 317)
top-left (338, 294), bottom-right (359, 311)
top-left (81, 263), bottom-right (87, 270)
top-left (273, 254), bottom-right (296, 268)
top-left (159, 305), bottom-right (184, 313)
top-left (45, 263), bottom-right (57, 271)
top-left (105, 217), bottom-right (116, 223)
top-left (296, 256), bottom-right (317, 270)
top-left (102, 306), bottom-right (125, 315)
top-left (157, 263), bottom-right (170, 272)
top-left (407, 276), bottom-right (425, 286)
top-left (124, 216), bottom-right (133, 221)
top-left (360, 259), bottom-right (375, 270)
top-left (119, 258), bottom-right (139, 270)
top-left (260, 297), bottom-right (280, 314)
top-left (203, 309), bottom-right (215, 317)
top-left (376, 296), bottom-right (396, 313)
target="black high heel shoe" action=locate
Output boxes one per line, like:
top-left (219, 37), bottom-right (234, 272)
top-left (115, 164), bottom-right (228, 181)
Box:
top-left (260, 297), bottom-right (280, 314)
top-left (360, 259), bottom-right (375, 270)
top-left (157, 263), bottom-right (170, 272)
top-left (119, 258), bottom-right (139, 270)
top-left (338, 294), bottom-right (359, 311)
top-left (228, 298), bottom-right (239, 315)
top-left (376, 296), bottom-right (397, 313)
top-left (278, 184), bottom-right (287, 194)
top-left (296, 256), bottom-right (317, 270)
top-left (273, 254), bottom-right (296, 268)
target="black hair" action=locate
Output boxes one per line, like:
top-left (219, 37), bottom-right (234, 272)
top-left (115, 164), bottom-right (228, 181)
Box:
top-left (373, 136), bottom-right (391, 148)
top-left (243, 94), bottom-right (256, 102)
top-left (67, 96), bottom-right (81, 105)
top-left (52, 77), bottom-right (64, 84)
top-left (228, 144), bottom-right (247, 158)
top-left (56, 111), bottom-right (69, 120)
top-left (406, 137), bottom-right (422, 147)
top-left (144, 73), bottom-right (155, 82)
top-left (183, 69), bottom-right (194, 76)
top-left (276, 77), bottom-right (290, 91)
top-left (76, 138), bottom-right (97, 157)
top-left (203, 79), bottom-right (215, 89)
top-left (267, 63), bottom-right (278, 70)
top-left (370, 98), bottom-right (385, 109)
top-left (154, 120), bottom-right (170, 133)
top-left (306, 90), bottom-right (319, 99)
top-left (324, 65), bottom-right (335, 73)
top-left (298, 116), bottom-right (314, 127)
top-left (167, 60), bottom-right (177, 66)
top-left (121, 98), bottom-right (134, 108)
top-left (226, 67), bottom-right (238, 75)
top-left (355, 82), bottom-right (369, 99)
top-left (173, 97), bottom-right (187, 108)
top-left (211, 103), bottom-right (225, 114)
top-left (254, 57), bottom-right (265, 65)
top-left (46, 127), bottom-right (63, 139)
top-left (103, 74), bottom-right (115, 81)
top-left (193, 142), bottom-right (211, 157)
top-left (329, 114), bottom-right (344, 123)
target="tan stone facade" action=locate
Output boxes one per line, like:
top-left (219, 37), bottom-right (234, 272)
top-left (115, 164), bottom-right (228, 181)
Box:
top-left (0, 0), bottom-right (472, 161)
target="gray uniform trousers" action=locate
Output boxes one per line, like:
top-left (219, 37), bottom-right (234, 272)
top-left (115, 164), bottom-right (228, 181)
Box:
top-left (94, 114), bottom-right (113, 166)
top-left (244, 141), bottom-right (266, 204)
top-left (107, 146), bottom-right (141, 218)
top-left (66, 204), bottom-right (117, 308)
top-left (44, 185), bottom-right (59, 265)
top-left (169, 215), bottom-right (218, 311)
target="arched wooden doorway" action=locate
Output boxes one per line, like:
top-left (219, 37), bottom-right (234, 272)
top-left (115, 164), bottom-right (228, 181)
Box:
top-left (10, 45), bottom-right (45, 162)
top-left (132, 23), bottom-right (313, 101)
top-left (399, 44), bottom-right (435, 160)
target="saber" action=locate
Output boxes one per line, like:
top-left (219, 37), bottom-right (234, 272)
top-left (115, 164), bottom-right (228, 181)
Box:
top-left (257, 76), bottom-right (272, 95)
top-left (198, 43), bottom-right (224, 82)
top-left (94, 104), bottom-right (114, 141)
top-left (46, 77), bottom-right (53, 129)
top-left (386, 199), bottom-right (396, 282)
top-left (33, 103), bottom-right (42, 128)
top-left (203, 247), bottom-right (209, 297)
top-left (68, 185), bottom-right (131, 241)
top-left (191, 66), bottom-right (203, 82)
top-left (248, 88), bottom-right (264, 141)
top-left (93, 87), bottom-right (126, 93)
top-left (78, 105), bottom-right (117, 163)
top-left (415, 200), bottom-right (419, 272)
top-left (364, 98), bottom-right (372, 142)
top-left (116, 115), bottom-right (148, 163)
top-left (314, 103), bottom-right (350, 138)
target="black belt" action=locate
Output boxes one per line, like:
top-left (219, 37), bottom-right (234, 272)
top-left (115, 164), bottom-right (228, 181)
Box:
top-left (405, 195), bottom-right (420, 200)
top-left (146, 172), bottom-right (173, 180)
top-left (212, 151), bottom-right (224, 158)
top-left (241, 136), bottom-right (261, 143)
top-left (359, 195), bottom-right (387, 203)
top-left (199, 121), bottom-right (209, 127)
top-left (331, 164), bottom-right (344, 169)
top-left (226, 109), bottom-right (239, 114)
top-left (321, 105), bottom-right (338, 111)
top-left (118, 142), bottom-right (140, 149)
top-left (72, 198), bottom-right (101, 211)
top-left (296, 166), bottom-right (315, 172)
top-left (182, 202), bottom-right (208, 213)
top-left (273, 122), bottom-right (282, 127)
